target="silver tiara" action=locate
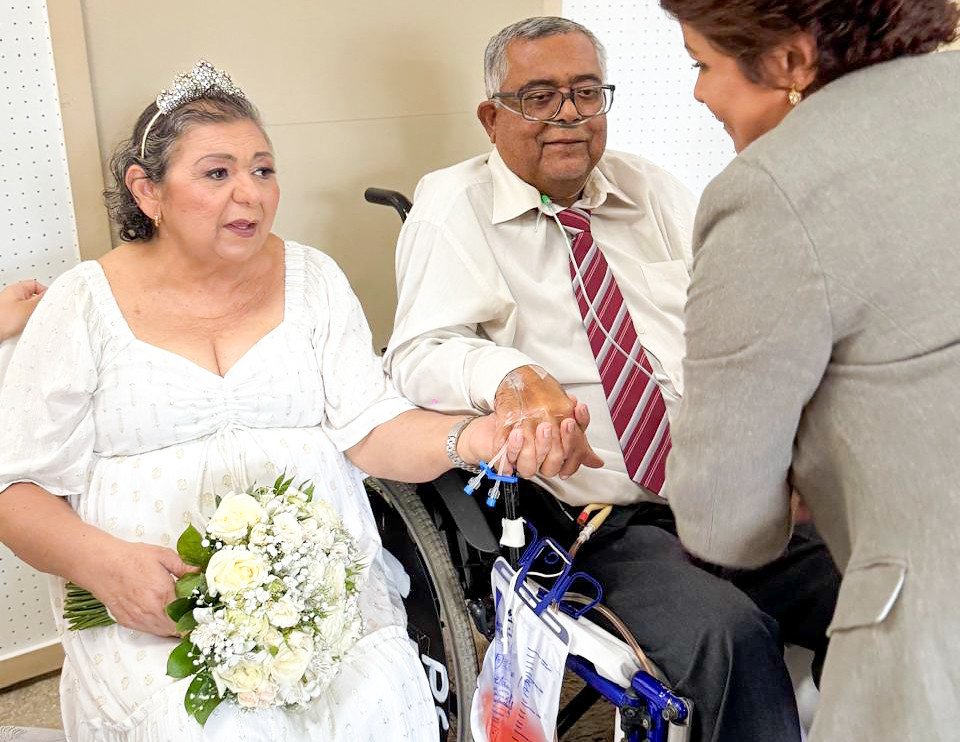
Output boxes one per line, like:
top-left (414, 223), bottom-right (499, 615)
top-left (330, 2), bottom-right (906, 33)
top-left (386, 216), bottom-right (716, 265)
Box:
top-left (139, 60), bottom-right (246, 158)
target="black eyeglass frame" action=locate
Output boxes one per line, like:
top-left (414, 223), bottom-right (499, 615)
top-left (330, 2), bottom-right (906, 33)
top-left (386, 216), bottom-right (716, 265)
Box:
top-left (490, 84), bottom-right (616, 123)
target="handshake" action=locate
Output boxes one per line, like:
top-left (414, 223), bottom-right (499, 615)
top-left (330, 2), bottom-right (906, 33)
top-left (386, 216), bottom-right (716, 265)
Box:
top-left (489, 364), bottom-right (604, 480)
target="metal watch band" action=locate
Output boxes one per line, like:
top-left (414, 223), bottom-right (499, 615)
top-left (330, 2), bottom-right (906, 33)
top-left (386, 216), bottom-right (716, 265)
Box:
top-left (446, 416), bottom-right (482, 474)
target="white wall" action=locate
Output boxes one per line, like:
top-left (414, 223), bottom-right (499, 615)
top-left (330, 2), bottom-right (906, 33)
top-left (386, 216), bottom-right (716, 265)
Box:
top-left (564, 1), bottom-right (735, 196)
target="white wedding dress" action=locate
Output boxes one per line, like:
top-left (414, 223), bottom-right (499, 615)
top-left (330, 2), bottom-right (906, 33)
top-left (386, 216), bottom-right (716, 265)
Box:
top-left (0, 243), bottom-right (438, 741)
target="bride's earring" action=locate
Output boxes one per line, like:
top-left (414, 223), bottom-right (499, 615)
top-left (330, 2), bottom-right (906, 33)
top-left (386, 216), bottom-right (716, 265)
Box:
top-left (153, 210), bottom-right (162, 229)
top-left (788, 84), bottom-right (803, 107)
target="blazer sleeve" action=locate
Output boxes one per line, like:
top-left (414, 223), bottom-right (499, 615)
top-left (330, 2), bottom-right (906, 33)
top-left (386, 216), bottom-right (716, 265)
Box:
top-left (667, 157), bottom-right (833, 568)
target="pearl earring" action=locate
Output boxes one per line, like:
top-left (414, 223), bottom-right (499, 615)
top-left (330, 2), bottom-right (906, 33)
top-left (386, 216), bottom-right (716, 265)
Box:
top-left (788, 84), bottom-right (803, 107)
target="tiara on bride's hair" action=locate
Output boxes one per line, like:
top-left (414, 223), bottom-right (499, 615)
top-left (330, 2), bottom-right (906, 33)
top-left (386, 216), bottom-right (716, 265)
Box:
top-left (139, 60), bottom-right (246, 158)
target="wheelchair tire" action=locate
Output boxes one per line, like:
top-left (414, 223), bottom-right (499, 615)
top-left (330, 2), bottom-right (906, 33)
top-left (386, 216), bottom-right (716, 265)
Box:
top-left (366, 477), bottom-right (479, 742)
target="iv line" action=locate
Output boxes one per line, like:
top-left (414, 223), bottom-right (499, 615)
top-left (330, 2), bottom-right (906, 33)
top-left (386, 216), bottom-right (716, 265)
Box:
top-left (540, 193), bottom-right (682, 403)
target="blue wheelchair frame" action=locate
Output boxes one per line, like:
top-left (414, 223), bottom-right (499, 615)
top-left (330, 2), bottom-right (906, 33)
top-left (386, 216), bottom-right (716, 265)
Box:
top-left (501, 525), bottom-right (690, 742)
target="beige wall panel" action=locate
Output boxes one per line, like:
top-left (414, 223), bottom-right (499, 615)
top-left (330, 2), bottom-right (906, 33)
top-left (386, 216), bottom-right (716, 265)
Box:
top-left (46, 0), bottom-right (112, 259)
top-left (81, 0), bottom-right (542, 172)
top-left (70, 0), bottom-right (560, 342)
top-left (268, 112), bottom-right (491, 350)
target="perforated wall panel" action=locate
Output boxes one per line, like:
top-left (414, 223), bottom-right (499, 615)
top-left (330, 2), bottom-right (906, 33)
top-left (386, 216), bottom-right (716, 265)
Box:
top-left (0, 0), bottom-right (77, 665)
top-left (0, 0), bottom-right (80, 286)
top-left (563, 2), bottom-right (735, 195)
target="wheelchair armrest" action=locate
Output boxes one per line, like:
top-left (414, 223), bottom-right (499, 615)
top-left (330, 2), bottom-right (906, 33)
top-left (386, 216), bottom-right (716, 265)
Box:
top-left (429, 470), bottom-right (500, 553)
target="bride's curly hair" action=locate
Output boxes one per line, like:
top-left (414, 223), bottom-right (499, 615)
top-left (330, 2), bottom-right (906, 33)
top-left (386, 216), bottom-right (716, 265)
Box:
top-left (659, 0), bottom-right (959, 93)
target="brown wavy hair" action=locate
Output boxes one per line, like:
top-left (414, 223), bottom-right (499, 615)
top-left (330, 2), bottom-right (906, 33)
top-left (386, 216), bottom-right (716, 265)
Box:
top-left (659, 0), bottom-right (960, 92)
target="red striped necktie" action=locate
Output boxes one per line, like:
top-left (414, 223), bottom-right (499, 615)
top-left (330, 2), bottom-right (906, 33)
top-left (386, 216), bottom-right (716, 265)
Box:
top-left (558, 206), bottom-right (671, 495)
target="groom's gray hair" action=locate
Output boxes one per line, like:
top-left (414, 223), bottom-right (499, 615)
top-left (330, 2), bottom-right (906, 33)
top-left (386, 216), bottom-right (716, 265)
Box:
top-left (483, 17), bottom-right (608, 98)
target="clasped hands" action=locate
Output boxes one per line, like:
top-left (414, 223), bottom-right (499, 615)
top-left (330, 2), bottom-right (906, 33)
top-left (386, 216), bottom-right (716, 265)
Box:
top-left (489, 365), bottom-right (603, 479)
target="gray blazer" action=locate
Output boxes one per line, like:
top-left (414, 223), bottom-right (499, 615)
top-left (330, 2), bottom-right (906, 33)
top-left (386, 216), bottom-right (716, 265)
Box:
top-left (668, 52), bottom-right (960, 741)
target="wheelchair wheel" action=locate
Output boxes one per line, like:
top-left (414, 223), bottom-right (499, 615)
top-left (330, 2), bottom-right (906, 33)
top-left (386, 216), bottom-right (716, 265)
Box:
top-left (366, 477), bottom-right (479, 742)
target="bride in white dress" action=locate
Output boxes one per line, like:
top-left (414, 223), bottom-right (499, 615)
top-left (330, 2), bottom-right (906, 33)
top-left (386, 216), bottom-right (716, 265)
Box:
top-left (0, 63), bottom-right (576, 741)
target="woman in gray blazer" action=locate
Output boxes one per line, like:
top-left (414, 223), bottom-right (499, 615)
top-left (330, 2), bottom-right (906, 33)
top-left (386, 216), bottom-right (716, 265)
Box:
top-left (657, 0), bottom-right (960, 739)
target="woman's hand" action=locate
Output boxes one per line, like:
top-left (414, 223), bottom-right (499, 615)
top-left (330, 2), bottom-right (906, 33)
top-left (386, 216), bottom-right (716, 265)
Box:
top-left (0, 280), bottom-right (46, 341)
top-left (79, 540), bottom-right (198, 637)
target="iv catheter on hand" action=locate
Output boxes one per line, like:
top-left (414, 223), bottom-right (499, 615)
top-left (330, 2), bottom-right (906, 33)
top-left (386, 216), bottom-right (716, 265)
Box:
top-left (463, 438), bottom-right (525, 563)
top-left (463, 439), bottom-right (518, 507)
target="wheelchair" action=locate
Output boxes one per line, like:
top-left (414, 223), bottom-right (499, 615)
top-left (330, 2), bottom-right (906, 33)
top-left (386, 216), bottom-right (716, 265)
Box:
top-left (363, 187), bottom-right (692, 742)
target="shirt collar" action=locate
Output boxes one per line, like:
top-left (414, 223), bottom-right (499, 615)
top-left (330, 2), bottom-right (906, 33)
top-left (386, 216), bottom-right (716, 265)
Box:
top-left (487, 147), bottom-right (636, 225)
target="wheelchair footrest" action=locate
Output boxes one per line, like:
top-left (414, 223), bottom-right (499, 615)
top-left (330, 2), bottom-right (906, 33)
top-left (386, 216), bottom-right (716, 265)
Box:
top-left (566, 654), bottom-right (691, 742)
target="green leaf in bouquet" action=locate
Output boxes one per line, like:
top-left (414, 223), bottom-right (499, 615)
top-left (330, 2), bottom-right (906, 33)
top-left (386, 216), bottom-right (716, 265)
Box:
top-left (177, 524), bottom-right (214, 568)
top-left (301, 481), bottom-right (315, 501)
top-left (176, 610), bottom-right (198, 635)
top-left (185, 670), bottom-right (222, 727)
top-left (175, 572), bottom-right (206, 600)
top-left (165, 597), bottom-right (194, 623)
top-left (167, 636), bottom-right (199, 679)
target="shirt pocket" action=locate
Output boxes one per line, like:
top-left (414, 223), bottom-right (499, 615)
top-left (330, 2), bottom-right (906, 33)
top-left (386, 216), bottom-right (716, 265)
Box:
top-left (637, 259), bottom-right (690, 316)
top-left (826, 557), bottom-right (906, 636)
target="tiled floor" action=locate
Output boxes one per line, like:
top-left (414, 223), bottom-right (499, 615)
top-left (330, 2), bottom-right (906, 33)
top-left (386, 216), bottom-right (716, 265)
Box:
top-left (0, 672), bottom-right (62, 729)
top-left (0, 671), bottom-right (617, 741)
top-left (0, 653), bottom-right (815, 741)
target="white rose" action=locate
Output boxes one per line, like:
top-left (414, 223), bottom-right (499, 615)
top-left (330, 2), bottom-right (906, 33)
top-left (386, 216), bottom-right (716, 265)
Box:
top-left (309, 524), bottom-right (335, 551)
top-left (248, 523), bottom-right (271, 546)
top-left (206, 548), bottom-right (269, 596)
top-left (300, 517), bottom-right (319, 534)
top-left (207, 493), bottom-right (266, 543)
top-left (317, 605), bottom-right (346, 648)
top-left (213, 660), bottom-right (267, 695)
top-left (310, 499), bottom-right (341, 529)
top-left (262, 628), bottom-right (284, 649)
top-left (266, 598), bottom-right (300, 629)
top-left (225, 608), bottom-right (270, 640)
top-left (323, 559), bottom-right (347, 600)
top-left (319, 605), bottom-right (361, 655)
top-left (270, 632), bottom-right (314, 687)
top-left (272, 511), bottom-right (303, 543)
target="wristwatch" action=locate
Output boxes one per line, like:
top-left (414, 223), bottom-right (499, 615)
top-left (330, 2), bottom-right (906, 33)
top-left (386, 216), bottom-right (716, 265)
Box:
top-left (446, 416), bottom-right (482, 474)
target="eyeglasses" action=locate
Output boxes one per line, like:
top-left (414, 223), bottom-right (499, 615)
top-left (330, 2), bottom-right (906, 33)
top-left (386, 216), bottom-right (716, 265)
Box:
top-left (491, 84), bottom-right (615, 123)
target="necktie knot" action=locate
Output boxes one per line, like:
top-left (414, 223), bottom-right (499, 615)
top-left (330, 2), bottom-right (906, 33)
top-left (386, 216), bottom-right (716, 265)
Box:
top-left (556, 206), bottom-right (592, 237)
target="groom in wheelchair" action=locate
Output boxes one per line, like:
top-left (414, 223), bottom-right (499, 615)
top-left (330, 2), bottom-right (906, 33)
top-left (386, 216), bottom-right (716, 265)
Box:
top-left (384, 16), bottom-right (840, 742)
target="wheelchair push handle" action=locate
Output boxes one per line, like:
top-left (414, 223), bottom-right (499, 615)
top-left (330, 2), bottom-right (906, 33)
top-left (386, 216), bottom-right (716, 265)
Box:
top-left (364, 187), bottom-right (413, 222)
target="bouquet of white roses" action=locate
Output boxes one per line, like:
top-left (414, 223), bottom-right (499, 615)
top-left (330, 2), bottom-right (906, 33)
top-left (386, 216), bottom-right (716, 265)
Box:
top-left (64, 475), bottom-right (367, 725)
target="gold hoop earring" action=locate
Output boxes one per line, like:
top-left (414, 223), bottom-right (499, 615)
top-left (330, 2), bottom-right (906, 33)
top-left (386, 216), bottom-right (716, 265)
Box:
top-left (153, 210), bottom-right (162, 229)
top-left (788, 84), bottom-right (803, 107)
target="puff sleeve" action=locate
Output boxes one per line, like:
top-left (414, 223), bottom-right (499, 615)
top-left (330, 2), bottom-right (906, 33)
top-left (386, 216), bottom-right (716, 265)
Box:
top-left (0, 269), bottom-right (98, 498)
top-left (305, 250), bottom-right (414, 451)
